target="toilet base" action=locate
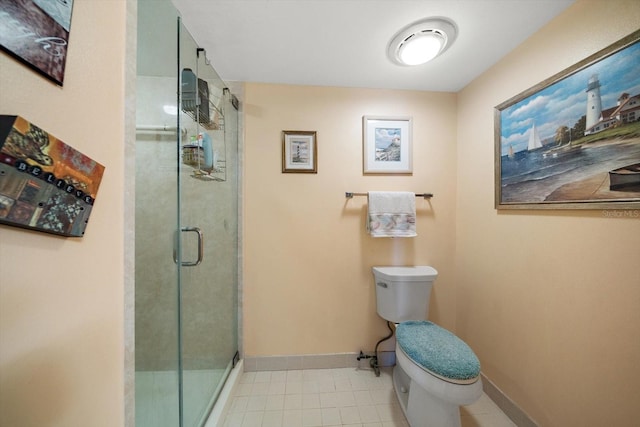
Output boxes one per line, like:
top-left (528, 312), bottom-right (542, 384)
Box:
top-left (393, 363), bottom-right (464, 427)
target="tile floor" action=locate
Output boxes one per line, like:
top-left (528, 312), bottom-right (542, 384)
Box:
top-left (222, 367), bottom-right (516, 427)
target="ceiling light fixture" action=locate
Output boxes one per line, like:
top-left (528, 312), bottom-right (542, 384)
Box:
top-left (388, 17), bottom-right (457, 66)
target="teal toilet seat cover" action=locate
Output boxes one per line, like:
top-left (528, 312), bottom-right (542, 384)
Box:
top-left (396, 321), bottom-right (480, 381)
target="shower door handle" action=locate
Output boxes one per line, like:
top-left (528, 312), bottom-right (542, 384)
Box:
top-left (173, 227), bottom-right (204, 266)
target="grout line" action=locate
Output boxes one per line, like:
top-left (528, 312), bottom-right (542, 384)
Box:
top-left (219, 366), bottom-right (516, 427)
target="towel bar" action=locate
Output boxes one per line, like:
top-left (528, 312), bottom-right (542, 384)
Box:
top-left (345, 192), bottom-right (433, 199)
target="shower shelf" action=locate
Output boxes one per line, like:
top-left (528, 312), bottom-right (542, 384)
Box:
top-left (191, 163), bottom-right (226, 181)
top-left (182, 97), bottom-right (224, 131)
top-left (182, 145), bottom-right (227, 182)
top-left (181, 67), bottom-right (225, 131)
top-left (181, 130), bottom-right (227, 182)
top-left (181, 68), bottom-right (230, 183)
top-left (186, 151), bottom-right (226, 181)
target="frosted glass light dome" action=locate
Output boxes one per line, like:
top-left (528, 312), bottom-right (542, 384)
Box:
top-left (388, 18), bottom-right (457, 66)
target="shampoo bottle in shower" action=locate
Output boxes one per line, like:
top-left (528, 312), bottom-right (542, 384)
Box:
top-left (200, 132), bottom-right (213, 171)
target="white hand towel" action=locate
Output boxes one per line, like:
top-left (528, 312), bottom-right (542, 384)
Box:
top-left (367, 191), bottom-right (417, 237)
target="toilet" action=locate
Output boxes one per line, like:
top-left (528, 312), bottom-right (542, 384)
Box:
top-left (373, 266), bottom-right (482, 427)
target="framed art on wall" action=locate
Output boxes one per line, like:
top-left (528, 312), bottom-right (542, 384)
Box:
top-left (363, 116), bottom-right (412, 174)
top-left (0, 115), bottom-right (105, 237)
top-left (282, 130), bottom-right (317, 173)
top-left (495, 30), bottom-right (640, 210)
top-left (0, 0), bottom-right (74, 86)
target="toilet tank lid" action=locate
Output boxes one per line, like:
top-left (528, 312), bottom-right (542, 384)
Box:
top-left (372, 266), bottom-right (438, 282)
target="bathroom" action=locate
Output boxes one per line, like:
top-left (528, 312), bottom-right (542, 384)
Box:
top-left (0, 1), bottom-right (639, 427)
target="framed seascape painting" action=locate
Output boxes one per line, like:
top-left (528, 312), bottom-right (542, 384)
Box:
top-left (495, 30), bottom-right (640, 210)
top-left (282, 130), bottom-right (317, 173)
top-left (363, 116), bottom-right (412, 174)
top-left (0, 0), bottom-right (74, 86)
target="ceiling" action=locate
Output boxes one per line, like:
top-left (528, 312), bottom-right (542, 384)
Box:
top-left (170, 0), bottom-right (575, 92)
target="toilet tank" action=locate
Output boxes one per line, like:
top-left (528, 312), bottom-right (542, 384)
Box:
top-left (373, 266), bottom-right (438, 323)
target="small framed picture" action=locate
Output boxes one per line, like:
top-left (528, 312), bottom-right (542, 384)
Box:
top-left (282, 130), bottom-right (317, 173)
top-left (363, 116), bottom-right (412, 174)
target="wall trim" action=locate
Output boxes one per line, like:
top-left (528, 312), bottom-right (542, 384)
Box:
top-left (124, 0), bottom-right (137, 426)
top-left (481, 373), bottom-right (539, 427)
top-left (244, 351), bottom-right (396, 372)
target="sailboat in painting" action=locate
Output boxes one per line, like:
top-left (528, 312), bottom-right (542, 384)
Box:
top-left (527, 124), bottom-right (543, 151)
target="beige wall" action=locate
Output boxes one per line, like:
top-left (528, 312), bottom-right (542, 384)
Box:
top-left (456, 1), bottom-right (640, 426)
top-left (243, 84), bottom-right (459, 356)
top-left (1, 0), bottom-right (639, 426)
top-left (0, 1), bottom-right (129, 426)
top-left (244, 1), bottom-right (640, 426)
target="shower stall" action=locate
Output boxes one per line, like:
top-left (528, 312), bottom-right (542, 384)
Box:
top-left (135, 1), bottom-right (240, 426)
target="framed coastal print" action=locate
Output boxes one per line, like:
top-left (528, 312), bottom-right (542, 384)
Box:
top-left (282, 130), bottom-right (317, 173)
top-left (495, 30), bottom-right (640, 210)
top-left (363, 116), bottom-right (412, 174)
top-left (0, 0), bottom-right (74, 86)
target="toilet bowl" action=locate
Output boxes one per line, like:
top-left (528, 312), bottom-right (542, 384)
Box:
top-left (372, 266), bottom-right (482, 427)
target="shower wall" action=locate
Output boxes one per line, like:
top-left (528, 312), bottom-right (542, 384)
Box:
top-left (135, 76), bottom-right (179, 371)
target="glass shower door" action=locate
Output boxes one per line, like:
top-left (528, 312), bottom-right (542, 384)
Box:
top-left (177, 18), bottom-right (239, 427)
top-left (135, 1), bottom-right (238, 426)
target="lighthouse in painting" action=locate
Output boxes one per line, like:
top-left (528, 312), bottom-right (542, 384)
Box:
top-left (585, 74), bottom-right (603, 130)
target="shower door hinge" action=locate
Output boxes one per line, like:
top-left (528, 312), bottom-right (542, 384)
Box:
top-left (232, 350), bottom-right (240, 368)
top-left (224, 88), bottom-right (239, 110)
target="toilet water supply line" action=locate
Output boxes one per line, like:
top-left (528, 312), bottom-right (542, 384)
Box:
top-left (357, 321), bottom-right (394, 377)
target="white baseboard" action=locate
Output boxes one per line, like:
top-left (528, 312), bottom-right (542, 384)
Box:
top-left (481, 372), bottom-right (539, 427)
top-left (243, 351), bottom-right (396, 371)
